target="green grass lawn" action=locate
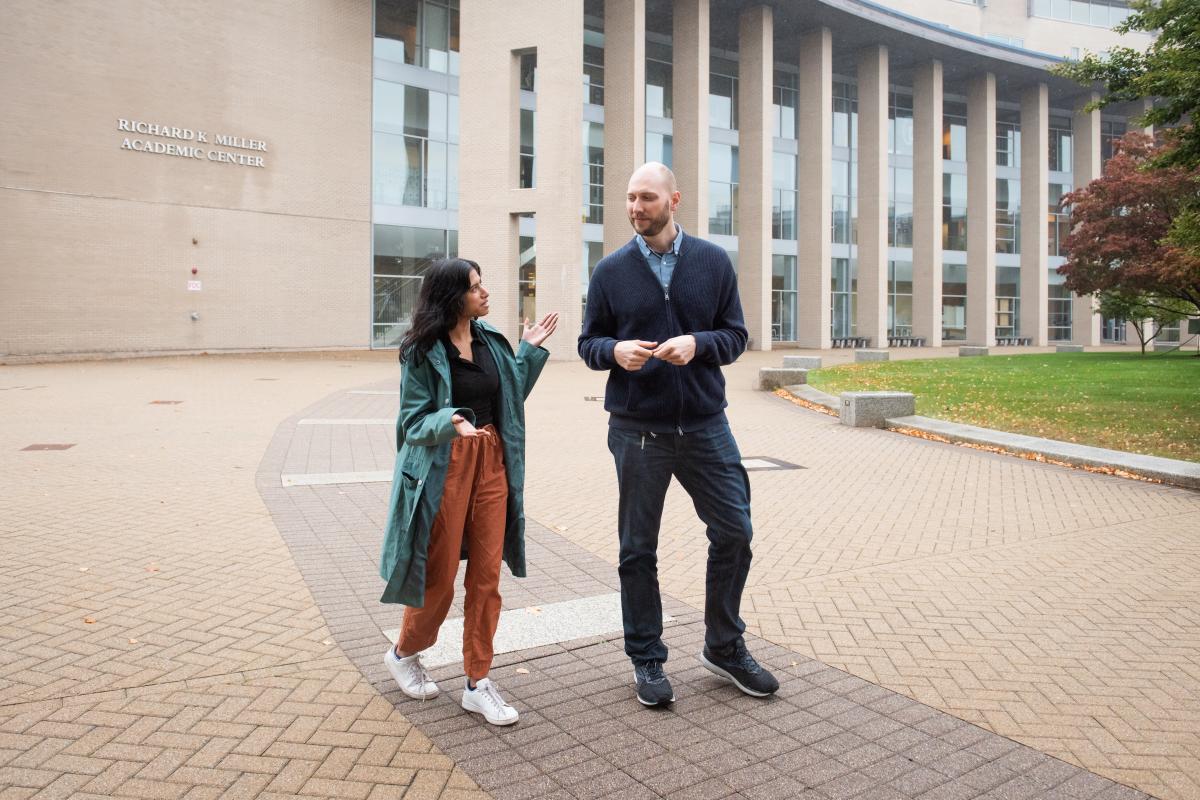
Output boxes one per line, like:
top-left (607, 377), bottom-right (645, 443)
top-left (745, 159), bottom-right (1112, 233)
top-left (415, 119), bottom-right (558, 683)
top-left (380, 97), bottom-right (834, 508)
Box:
top-left (806, 351), bottom-right (1200, 462)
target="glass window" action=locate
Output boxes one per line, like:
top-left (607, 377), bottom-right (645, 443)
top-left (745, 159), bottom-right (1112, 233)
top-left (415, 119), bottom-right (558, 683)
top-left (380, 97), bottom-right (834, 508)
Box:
top-left (1101, 120), bottom-right (1126, 166)
top-left (942, 172), bottom-right (967, 251)
top-left (372, 224), bottom-right (453, 347)
top-left (943, 102), bottom-right (967, 161)
top-left (889, 91), bottom-right (913, 156)
top-left (942, 262), bottom-right (967, 341)
top-left (582, 240), bottom-right (604, 314)
top-left (831, 257), bottom-right (857, 339)
top-left (375, 0), bottom-right (419, 64)
top-left (772, 255), bottom-right (798, 341)
top-left (375, 0), bottom-right (460, 73)
top-left (889, 260), bottom-right (914, 337)
top-left (1049, 115), bottom-right (1072, 171)
top-left (584, 122), bottom-right (604, 223)
top-left (996, 177), bottom-right (1020, 254)
top-left (996, 266), bottom-right (1021, 338)
top-left (773, 153), bottom-right (796, 240)
top-left (520, 108), bottom-right (535, 189)
top-left (996, 116), bottom-right (1021, 167)
top-left (710, 58), bottom-right (738, 130)
top-left (833, 82), bottom-right (857, 149)
top-left (709, 143), bottom-right (739, 235)
top-left (1048, 277), bottom-right (1072, 341)
top-left (1048, 182), bottom-right (1072, 256)
top-left (774, 71), bottom-right (798, 140)
top-left (647, 58), bottom-right (673, 119)
top-left (647, 132), bottom-right (673, 168)
top-left (583, 24), bottom-right (605, 106)
top-left (518, 221), bottom-right (536, 322)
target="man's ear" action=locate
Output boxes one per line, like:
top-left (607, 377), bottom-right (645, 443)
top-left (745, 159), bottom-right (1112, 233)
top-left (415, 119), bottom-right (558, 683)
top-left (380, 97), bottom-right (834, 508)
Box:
top-left (671, 191), bottom-right (681, 211)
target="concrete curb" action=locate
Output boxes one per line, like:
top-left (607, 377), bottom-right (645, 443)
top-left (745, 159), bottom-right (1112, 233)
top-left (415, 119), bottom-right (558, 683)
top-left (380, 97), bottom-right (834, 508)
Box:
top-left (886, 414), bottom-right (1200, 490)
top-left (784, 383), bottom-right (838, 411)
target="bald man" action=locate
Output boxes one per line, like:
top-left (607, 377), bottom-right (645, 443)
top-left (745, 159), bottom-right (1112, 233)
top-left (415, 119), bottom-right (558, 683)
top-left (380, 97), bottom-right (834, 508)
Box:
top-left (578, 162), bottom-right (779, 707)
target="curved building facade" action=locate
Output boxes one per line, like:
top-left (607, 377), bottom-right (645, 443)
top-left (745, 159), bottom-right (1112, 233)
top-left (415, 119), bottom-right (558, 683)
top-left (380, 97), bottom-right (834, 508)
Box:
top-left (0, 0), bottom-right (1157, 360)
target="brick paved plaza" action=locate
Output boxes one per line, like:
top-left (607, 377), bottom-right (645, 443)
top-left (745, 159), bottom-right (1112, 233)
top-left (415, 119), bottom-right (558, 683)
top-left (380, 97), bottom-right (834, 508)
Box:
top-left (2, 349), bottom-right (1197, 799)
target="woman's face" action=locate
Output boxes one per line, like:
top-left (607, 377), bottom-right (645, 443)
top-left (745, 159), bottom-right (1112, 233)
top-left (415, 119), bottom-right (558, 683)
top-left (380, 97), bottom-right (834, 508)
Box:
top-left (462, 269), bottom-right (489, 319)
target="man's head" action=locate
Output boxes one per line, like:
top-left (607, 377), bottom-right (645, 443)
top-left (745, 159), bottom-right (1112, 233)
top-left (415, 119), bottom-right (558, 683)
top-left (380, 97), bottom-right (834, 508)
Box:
top-left (626, 162), bottom-right (680, 239)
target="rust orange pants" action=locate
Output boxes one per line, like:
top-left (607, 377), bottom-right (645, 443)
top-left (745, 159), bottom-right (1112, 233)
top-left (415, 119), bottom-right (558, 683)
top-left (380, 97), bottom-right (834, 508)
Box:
top-left (397, 425), bottom-right (508, 681)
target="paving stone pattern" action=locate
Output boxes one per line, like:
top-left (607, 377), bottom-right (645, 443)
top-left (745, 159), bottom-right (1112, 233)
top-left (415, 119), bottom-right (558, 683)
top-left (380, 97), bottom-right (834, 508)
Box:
top-left (254, 358), bottom-right (1177, 799)
top-left (3, 350), bottom-right (1198, 800)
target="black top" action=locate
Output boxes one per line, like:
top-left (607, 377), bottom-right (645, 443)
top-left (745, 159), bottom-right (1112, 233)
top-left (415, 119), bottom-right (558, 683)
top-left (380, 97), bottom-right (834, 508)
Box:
top-left (444, 325), bottom-right (500, 428)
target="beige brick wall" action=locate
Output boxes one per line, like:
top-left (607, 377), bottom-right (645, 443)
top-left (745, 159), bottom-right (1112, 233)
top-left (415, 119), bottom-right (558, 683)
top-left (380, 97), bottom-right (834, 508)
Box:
top-left (0, 0), bottom-right (372, 358)
top-left (457, 0), bottom-right (584, 356)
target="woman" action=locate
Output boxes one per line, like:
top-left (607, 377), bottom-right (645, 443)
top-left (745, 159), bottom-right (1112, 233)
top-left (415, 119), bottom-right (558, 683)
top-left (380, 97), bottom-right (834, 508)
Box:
top-left (379, 257), bottom-right (558, 727)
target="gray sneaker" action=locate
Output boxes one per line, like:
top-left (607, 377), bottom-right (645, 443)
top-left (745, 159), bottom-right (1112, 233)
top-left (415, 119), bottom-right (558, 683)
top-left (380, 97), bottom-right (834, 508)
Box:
top-left (633, 661), bottom-right (675, 706)
top-left (383, 647), bottom-right (439, 700)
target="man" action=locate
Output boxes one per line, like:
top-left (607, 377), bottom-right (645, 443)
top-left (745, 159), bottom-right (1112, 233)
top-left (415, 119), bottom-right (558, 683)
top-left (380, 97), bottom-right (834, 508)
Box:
top-left (578, 162), bottom-right (778, 706)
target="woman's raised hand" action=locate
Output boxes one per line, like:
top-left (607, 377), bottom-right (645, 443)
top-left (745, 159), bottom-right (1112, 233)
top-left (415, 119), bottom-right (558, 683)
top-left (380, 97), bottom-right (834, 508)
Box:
top-left (521, 312), bottom-right (560, 348)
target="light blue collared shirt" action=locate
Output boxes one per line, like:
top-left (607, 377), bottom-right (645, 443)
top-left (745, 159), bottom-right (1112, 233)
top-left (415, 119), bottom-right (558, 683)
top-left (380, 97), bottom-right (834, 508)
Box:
top-left (635, 224), bottom-right (684, 290)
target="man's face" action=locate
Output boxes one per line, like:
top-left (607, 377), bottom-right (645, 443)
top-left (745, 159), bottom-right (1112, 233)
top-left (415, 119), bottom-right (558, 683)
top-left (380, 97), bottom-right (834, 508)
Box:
top-left (627, 175), bottom-right (678, 238)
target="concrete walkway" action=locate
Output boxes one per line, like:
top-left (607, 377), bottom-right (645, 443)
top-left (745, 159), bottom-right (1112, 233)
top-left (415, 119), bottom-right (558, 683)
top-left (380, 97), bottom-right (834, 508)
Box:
top-left (2, 349), bottom-right (1197, 799)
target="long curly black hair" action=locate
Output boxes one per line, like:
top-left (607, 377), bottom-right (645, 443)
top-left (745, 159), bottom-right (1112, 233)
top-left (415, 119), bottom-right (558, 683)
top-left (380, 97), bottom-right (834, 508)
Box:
top-left (398, 258), bottom-right (480, 364)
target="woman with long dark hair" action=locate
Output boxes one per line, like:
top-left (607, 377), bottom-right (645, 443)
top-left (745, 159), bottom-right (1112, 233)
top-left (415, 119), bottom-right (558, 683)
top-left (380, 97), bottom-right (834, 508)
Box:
top-left (379, 258), bottom-right (557, 726)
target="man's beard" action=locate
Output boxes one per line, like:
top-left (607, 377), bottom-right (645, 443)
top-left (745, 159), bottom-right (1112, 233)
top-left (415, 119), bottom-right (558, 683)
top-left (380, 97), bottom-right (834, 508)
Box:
top-left (631, 206), bottom-right (671, 238)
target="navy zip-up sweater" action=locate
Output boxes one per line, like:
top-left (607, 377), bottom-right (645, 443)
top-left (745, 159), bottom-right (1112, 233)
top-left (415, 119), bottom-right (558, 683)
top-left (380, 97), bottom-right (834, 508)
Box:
top-left (578, 233), bottom-right (748, 432)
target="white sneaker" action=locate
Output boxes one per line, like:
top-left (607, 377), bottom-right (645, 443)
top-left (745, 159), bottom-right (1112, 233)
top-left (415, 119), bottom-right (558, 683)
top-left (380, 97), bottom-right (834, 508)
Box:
top-left (460, 678), bottom-right (519, 726)
top-left (383, 647), bottom-right (439, 700)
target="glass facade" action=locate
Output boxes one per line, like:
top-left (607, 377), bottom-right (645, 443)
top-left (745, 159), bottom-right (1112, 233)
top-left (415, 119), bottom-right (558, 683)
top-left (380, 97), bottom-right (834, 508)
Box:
top-left (375, 0), bottom-right (460, 73)
top-left (772, 255), bottom-right (798, 342)
top-left (647, 42), bottom-right (673, 120)
top-left (373, 226), bottom-right (457, 347)
top-left (890, 166), bottom-right (913, 247)
top-left (1101, 120), bottom-right (1127, 165)
top-left (1049, 182), bottom-right (1072, 256)
top-left (831, 258), bottom-right (857, 339)
top-left (943, 172), bottom-right (967, 251)
top-left (889, 260), bottom-right (913, 337)
top-left (942, 262), bottom-right (967, 341)
top-left (1048, 277), bottom-right (1073, 341)
top-left (1030, 0), bottom-right (1132, 28)
top-left (996, 178), bottom-right (1020, 254)
top-left (996, 266), bottom-right (1020, 338)
top-left (368, 0), bottom-right (1135, 351)
top-left (710, 142), bottom-right (739, 235)
top-left (373, 82), bottom-right (458, 209)
top-left (773, 153), bottom-right (796, 240)
top-left (1049, 115), bottom-right (1073, 172)
top-left (583, 122), bottom-right (604, 224)
top-left (710, 56), bottom-right (738, 130)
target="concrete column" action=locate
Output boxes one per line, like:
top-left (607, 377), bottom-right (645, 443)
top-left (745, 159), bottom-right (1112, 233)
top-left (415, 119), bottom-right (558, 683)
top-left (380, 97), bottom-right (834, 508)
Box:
top-left (912, 60), bottom-right (943, 347)
top-left (737, 5), bottom-right (773, 351)
top-left (1020, 82), bottom-right (1049, 346)
top-left (458, 0), bottom-right (584, 352)
top-left (1072, 91), bottom-right (1102, 345)
top-left (796, 27), bottom-right (832, 349)
top-left (966, 72), bottom-right (996, 347)
top-left (672, 0), bottom-right (709, 237)
top-left (856, 44), bottom-right (888, 348)
top-left (602, 0), bottom-right (645, 256)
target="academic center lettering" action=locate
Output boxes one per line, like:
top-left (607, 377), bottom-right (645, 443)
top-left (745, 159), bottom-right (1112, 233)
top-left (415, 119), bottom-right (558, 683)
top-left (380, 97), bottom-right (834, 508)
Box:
top-left (117, 118), bottom-right (268, 167)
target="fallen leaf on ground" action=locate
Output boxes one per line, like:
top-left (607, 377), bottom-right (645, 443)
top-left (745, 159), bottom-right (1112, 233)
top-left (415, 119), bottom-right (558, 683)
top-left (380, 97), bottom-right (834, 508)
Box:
top-left (515, 668), bottom-right (530, 675)
top-left (83, 617), bottom-right (96, 624)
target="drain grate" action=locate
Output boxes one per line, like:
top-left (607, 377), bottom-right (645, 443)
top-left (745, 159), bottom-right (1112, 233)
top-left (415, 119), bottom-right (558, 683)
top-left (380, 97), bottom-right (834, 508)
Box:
top-left (149, 400), bottom-right (184, 405)
top-left (741, 456), bottom-right (803, 471)
top-left (22, 444), bottom-right (75, 451)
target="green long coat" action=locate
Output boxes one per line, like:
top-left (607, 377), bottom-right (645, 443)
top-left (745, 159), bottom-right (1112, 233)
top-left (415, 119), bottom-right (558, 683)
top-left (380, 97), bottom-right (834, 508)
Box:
top-left (378, 320), bottom-right (549, 606)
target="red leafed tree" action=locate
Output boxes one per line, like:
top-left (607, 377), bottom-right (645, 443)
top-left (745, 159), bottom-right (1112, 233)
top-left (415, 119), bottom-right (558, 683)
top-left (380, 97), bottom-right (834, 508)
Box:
top-left (1060, 132), bottom-right (1200, 313)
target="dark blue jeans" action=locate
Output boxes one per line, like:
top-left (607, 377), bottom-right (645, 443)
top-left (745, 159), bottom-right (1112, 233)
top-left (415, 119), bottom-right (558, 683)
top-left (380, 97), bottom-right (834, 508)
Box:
top-left (607, 423), bottom-right (753, 666)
